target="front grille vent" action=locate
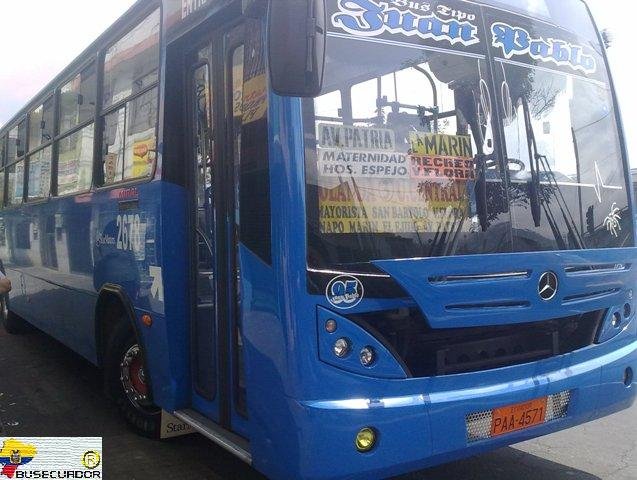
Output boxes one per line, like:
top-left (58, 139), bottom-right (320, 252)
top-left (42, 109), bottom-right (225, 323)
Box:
top-left (429, 271), bottom-right (530, 284)
top-left (564, 263), bottom-right (630, 275)
top-left (348, 309), bottom-right (605, 378)
top-left (563, 288), bottom-right (621, 303)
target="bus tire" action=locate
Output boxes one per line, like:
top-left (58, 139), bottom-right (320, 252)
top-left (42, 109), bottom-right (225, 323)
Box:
top-left (104, 320), bottom-right (161, 439)
top-left (0, 297), bottom-right (32, 334)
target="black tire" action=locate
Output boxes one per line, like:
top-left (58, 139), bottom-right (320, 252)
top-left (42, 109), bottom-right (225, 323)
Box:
top-left (0, 296), bottom-right (32, 334)
top-left (104, 320), bottom-right (161, 438)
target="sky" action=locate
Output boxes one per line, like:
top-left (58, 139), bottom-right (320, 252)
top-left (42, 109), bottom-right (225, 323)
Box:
top-left (0, 0), bottom-right (635, 163)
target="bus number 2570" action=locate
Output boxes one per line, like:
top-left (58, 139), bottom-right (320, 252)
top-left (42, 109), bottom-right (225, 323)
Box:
top-left (116, 214), bottom-right (143, 253)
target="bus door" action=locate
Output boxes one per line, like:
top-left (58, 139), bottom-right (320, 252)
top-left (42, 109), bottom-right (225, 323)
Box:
top-left (186, 22), bottom-right (247, 434)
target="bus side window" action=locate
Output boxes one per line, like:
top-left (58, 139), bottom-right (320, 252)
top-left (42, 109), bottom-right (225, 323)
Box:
top-left (0, 170), bottom-right (5, 209)
top-left (57, 125), bottom-right (94, 196)
top-left (28, 97), bottom-right (54, 152)
top-left (101, 88), bottom-right (158, 185)
top-left (0, 135), bottom-right (5, 207)
top-left (56, 63), bottom-right (97, 197)
top-left (3, 121), bottom-right (27, 205)
top-left (6, 161), bottom-right (25, 206)
top-left (7, 121), bottom-right (26, 164)
top-left (99, 9), bottom-right (160, 187)
top-left (59, 64), bottom-right (97, 136)
top-left (27, 146), bottom-right (52, 201)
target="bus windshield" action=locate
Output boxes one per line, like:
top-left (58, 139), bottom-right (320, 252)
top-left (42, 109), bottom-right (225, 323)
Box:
top-left (303, 0), bottom-right (633, 268)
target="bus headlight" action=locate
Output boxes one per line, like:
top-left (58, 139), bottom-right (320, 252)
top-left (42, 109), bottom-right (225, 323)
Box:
top-left (318, 306), bottom-right (407, 379)
top-left (359, 346), bottom-right (375, 367)
top-left (333, 338), bottom-right (351, 358)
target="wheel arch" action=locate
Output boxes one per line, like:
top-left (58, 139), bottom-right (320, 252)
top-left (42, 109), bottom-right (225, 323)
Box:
top-left (94, 284), bottom-right (155, 403)
top-left (95, 285), bottom-right (135, 363)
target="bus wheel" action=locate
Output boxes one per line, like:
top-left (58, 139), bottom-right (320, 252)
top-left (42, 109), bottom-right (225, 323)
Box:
top-left (104, 321), bottom-right (161, 438)
top-left (0, 297), bottom-right (32, 334)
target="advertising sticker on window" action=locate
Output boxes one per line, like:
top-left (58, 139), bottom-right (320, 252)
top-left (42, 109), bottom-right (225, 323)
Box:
top-left (316, 127), bottom-right (475, 234)
top-left (409, 132), bottom-right (475, 181)
top-left (317, 124), bottom-right (409, 179)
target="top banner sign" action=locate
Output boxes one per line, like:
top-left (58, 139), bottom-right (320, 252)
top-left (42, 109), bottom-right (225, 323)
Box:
top-left (491, 22), bottom-right (597, 75)
top-left (328, 0), bottom-right (485, 55)
top-left (331, 0), bottom-right (481, 47)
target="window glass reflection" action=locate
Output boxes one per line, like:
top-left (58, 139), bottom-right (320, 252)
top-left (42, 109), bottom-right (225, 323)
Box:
top-left (0, 171), bottom-right (5, 205)
top-left (8, 121), bottom-right (26, 163)
top-left (6, 161), bottom-right (24, 206)
top-left (102, 88), bottom-right (157, 184)
top-left (60, 64), bottom-right (97, 133)
top-left (29, 98), bottom-right (55, 150)
top-left (0, 136), bottom-right (6, 167)
top-left (102, 9), bottom-right (160, 108)
top-left (58, 124), bottom-right (94, 195)
top-left (27, 146), bottom-right (52, 200)
top-left (29, 105), bottom-right (44, 150)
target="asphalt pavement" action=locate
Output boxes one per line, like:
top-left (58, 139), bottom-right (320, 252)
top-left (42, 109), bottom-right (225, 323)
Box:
top-left (1, 325), bottom-right (635, 480)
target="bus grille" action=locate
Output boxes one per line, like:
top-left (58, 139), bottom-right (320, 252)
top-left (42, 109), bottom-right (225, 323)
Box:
top-left (348, 309), bottom-right (605, 377)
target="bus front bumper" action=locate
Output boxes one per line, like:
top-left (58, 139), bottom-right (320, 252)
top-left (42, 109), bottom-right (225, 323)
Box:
top-left (295, 340), bottom-right (637, 480)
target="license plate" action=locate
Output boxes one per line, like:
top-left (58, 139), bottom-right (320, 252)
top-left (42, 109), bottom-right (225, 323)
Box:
top-left (491, 397), bottom-right (548, 437)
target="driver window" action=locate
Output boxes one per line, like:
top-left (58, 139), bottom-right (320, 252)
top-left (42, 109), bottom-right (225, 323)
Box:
top-left (499, 63), bottom-right (605, 185)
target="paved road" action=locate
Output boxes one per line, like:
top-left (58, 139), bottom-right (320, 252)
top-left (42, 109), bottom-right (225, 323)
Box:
top-left (1, 326), bottom-right (635, 479)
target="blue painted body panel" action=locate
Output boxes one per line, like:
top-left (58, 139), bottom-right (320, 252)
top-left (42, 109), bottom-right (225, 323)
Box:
top-left (0, 179), bottom-right (191, 413)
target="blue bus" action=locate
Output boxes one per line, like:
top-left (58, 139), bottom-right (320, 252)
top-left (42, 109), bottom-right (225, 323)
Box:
top-left (0, 0), bottom-right (635, 478)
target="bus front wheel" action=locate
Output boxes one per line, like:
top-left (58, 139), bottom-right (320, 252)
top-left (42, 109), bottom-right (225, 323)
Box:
top-left (104, 320), bottom-right (161, 438)
top-left (0, 297), bottom-right (32, 334)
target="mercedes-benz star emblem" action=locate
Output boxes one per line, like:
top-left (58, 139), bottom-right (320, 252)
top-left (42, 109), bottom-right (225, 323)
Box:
top-left (538, 272), bottom-right (558, 301)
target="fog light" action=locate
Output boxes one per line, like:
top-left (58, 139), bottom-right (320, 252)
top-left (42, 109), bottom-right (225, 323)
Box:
top-left (355, 427), bottom-right (377, 452)
top-left (333, 338), bottom-right (351, 358)
top-left (612, 312), bottom-right (622, 328)
top-left (360, 346), bottom-right (375, 367)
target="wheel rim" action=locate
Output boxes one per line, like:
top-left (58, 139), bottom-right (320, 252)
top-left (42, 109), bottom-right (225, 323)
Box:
top-left (120, 344), bottom-right (155, 412)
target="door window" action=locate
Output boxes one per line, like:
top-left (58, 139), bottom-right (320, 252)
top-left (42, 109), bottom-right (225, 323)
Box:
top-left (192, 58), bottom-right (217, 399)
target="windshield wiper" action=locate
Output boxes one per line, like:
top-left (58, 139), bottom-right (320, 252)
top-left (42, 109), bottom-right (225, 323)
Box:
top-left (468, 95), bottom-right (489, 232)
top-left (474, 153), bottom-right (489, 232)
top-left (520, 98), bottom-right (585, 249)
top-left (521, 98), bottom-right (543, 228)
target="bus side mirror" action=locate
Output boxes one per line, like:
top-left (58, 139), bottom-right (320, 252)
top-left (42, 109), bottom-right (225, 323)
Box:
top-left (268, 0), bottom-right (326, 97)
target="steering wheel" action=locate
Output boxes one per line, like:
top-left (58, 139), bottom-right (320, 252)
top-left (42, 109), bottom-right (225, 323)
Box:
top-left (480, 156), bottom-right (525, 172)
top-left (506, 158), bottom-right (526, 172)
